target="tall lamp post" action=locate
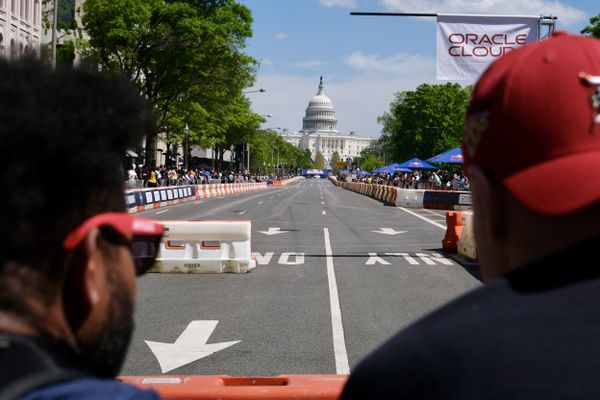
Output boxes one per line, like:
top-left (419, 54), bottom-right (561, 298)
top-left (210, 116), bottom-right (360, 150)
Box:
top-left (183, 123), bottom-right (189, 171)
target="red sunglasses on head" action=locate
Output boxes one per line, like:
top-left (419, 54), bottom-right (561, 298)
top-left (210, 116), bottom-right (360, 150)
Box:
top-left (63, 212), bottom-right (164, 276)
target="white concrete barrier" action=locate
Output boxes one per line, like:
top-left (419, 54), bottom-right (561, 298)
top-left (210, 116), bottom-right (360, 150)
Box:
top-left (457, 212), bottom-right (477, 261)
top-left (395, 189), bottom-right (426, 208)
top-left (150, 220), bottom-right (256, 273)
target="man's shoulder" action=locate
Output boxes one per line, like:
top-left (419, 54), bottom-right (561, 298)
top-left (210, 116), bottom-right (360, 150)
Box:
top-left (22, 377), bottom-right (160, 400)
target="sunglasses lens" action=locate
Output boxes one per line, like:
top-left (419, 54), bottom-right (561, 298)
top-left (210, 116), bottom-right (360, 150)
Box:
top-left (130, 235), bottom-right (162, 275)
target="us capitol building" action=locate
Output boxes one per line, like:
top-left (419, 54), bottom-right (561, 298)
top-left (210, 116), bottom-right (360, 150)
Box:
top-left (279, 77), bottom-right (378, 165)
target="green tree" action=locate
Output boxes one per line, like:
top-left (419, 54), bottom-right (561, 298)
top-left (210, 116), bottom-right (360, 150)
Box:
top-left (249, 130), bottom-right (312, 174)
top-left (581, 14), bottom-right (600, 38)
top-left (81, 0), bottom-right (258, 166)
top-left (378, 83), bottom-right (472, 162)
top-left (356, 148), bottom-right (384, 172)
top-left (314, 151), bottom-right (326, 169)
top-left (330, 151), bottom-right (342, 174)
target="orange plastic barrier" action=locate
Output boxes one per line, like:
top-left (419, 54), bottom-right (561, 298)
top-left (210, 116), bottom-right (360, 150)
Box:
top-left (442, 211), bottom-right (463, 253)
top-left (120, 375), bottom-right (348, 400)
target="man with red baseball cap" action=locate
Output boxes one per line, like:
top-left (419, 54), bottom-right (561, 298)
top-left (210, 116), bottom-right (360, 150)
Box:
top-left (0, 59), bottom-right (164, 399)
top-left (342, 31), bottom-right (600, 398)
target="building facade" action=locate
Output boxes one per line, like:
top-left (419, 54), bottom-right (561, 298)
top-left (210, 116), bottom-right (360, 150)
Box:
top-left (0, 0), bottom-right (42, 59)
top-left (280, 77), bottom-right (378, 165)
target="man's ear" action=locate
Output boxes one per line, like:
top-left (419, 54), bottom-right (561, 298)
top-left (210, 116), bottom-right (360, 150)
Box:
top-left (467, 165), bottom-right (508, 243)
top-left (63, 228), bottom-right (103, 335)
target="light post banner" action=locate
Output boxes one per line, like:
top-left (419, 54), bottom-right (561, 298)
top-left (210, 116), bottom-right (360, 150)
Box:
top-left (437, 14), bottom-right (540, 81)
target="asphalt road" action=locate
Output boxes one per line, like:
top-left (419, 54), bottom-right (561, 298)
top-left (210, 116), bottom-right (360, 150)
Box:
top-left (121, 179), bottom-right (481, 376)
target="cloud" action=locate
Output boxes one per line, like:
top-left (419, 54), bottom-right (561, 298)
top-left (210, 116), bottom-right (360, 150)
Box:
top-left (259, 58), bottom-right (273, 68)
top-left (345, 51), bottom-right (434, 77)
top-left (248, 58), bottom-right (444, 139)
top-left (380, 0), bottom-right (585, 25)
top-left (275, 32), bottom-right (288, 40)
top-left (291, 60), bottom-right (327, 69)
top-left (319, 0), bottom-right (358, 7)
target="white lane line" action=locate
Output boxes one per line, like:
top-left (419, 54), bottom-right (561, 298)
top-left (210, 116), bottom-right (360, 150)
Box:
top-left (155, 209), bottom-right (169, 215)
top-left (321, 202), bottom-right (325, 205)
top-left (399, 207), bottom-right (446, 230)
top-left (257, 201), bottom-right (263, 205)
top-left (239, 210), bottom-right (247, 215)
top-left (423, 209), bottom-right (445, 217)
top-left (322, 210), bottom-right (326, 216)
top-left (323, 228), bottom-right (350, 374)
top-left (194, 201), bottom-right (203, 204)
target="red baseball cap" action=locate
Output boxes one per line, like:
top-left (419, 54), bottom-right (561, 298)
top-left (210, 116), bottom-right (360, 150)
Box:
top-left (463, 31), bottom-right (600, 215)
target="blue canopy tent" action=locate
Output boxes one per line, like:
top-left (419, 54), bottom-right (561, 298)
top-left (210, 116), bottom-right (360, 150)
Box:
top-left (357, 170), bottom-right (372, 176)
top-left (426, 147), bottom-right (464, 164)
top-left (398, 157), bottom-right (437, 170)
top-left (393, 167), bottom-right (413, 173)
top-left (372, 165), bottom-right (412, 174)
top-left (372, 166), bottom-right (392, 174)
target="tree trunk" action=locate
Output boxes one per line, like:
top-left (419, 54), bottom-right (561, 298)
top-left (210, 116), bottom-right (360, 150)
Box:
top-left (145, 131), bottom-right (158, 168)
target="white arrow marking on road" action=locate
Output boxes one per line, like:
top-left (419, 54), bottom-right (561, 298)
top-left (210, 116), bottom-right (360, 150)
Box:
top-left (258, 227), bottom-right (290, 236)
top-left (145, 320), bottom-right (240, 373)
top-left (371, 228), bottom-right (407, 236)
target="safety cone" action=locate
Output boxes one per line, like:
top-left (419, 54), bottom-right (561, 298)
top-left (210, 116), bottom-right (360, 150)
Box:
top-left (442, 211), bottom-right (463, 253)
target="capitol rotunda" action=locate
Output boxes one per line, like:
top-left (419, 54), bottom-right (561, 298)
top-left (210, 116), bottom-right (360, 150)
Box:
top-left (279, 77), bottom-right (377, 165)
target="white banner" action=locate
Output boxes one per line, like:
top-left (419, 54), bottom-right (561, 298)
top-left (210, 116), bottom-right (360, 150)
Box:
top-left (436, 14), bottom-right (540, 81)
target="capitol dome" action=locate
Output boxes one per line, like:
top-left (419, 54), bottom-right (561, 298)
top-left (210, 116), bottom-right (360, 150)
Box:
top-left (302, 77), bottom-right (338, 133)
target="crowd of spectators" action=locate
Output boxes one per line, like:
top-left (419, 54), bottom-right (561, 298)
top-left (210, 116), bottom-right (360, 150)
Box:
top-left (338, 169), bottom-right (469, 191)
top-left (125, 164), bottom-right (277, 189)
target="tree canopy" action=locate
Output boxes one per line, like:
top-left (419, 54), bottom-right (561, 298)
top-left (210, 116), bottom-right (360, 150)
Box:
top-left (249, 130), bottom-right (314, 174)
top-left (314, 151), bottom-right (326, 169)
top-left (355, 147), bottom-right (384, 172)
top-left (81, 0), bottom-right (259, 166)
top-left (378, 83), bottom-right (472, 163)
top-left (330, 151), bottom-right (342, 174)
top-left (581, 14), bottom-right (600, 38)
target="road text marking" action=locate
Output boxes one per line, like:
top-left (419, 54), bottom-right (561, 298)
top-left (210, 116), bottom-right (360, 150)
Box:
top-left (279, 252), bottom-right (305, 265)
